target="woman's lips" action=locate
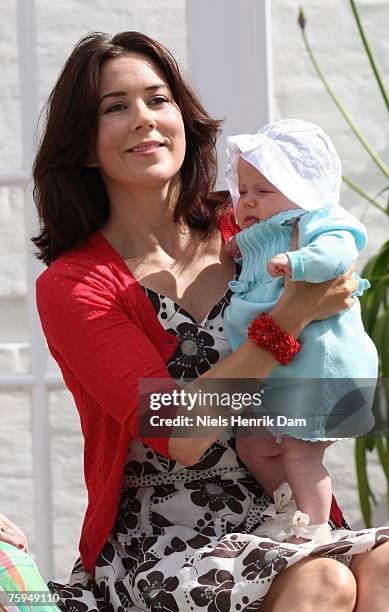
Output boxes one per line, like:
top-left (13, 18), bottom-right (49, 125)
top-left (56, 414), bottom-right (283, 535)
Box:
top-left (127, 142), bottom-right (165, 156)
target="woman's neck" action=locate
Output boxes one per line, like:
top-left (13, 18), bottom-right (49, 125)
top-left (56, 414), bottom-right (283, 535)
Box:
top-left (100, 178), bottom-right (206, 260)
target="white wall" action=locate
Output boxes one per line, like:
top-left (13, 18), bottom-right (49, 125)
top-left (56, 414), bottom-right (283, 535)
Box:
top-left (0, 0), bottom-right (388, 582)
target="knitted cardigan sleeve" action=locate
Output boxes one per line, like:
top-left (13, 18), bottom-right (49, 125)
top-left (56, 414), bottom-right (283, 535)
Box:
top-left (286, 207), bottom-right (367, 283)
top-left (36, 258), bottom-right (177, 455)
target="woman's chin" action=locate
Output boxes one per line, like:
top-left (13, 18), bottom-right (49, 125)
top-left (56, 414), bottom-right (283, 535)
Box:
top-left (130, 162), bottom-right (183, 186)
top-left (103, 168), bottom-right (180, 193)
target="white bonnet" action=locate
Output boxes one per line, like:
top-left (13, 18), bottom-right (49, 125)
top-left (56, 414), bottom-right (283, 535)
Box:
top-left (225, 119), bottom-right (342, 212)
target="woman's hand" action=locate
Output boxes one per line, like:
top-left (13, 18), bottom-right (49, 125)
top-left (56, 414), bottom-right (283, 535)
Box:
top-left (282, 264), bottom-right (358, 322)
top-left (225, 235), bottom-right (241, 259)
top-left (0, 512), bottom-right (29, 552)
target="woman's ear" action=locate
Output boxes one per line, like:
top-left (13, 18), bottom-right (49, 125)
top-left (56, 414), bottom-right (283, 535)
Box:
top-left (85, 156), bottom-right (99, 168)
top-left (85, 147), bottom-right (99, 167)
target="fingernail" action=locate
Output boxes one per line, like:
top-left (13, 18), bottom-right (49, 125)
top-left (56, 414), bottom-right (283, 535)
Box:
top-left (18, 543), bottom-right (24, 549)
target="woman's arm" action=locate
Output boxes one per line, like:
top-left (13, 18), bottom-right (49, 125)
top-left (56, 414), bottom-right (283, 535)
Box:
top-left (168, 268), bottom-right (359, 465)
top-left (36, 257), bottom-right (357, 466)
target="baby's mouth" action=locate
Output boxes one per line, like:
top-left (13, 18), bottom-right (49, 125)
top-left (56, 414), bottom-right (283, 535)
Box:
top-left (244, 216), bottom-right (260, 227)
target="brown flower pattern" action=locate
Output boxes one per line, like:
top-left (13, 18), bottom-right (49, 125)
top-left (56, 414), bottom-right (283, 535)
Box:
top-left (190, 569), bottom-right (234, 612)
top-left (138, 571), bottom-right (179, 611)
top-left (185, 475), bottom-right (246, 513)
top-left (48, 271), bottom-right (388, 611)
top-left (242, 543), bottom-right (297, 580)
top-left (166, 321), bottom-right (220, 379)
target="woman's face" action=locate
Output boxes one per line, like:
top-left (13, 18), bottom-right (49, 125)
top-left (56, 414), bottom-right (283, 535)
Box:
top-left (93, 52), bottom-right (186, 192)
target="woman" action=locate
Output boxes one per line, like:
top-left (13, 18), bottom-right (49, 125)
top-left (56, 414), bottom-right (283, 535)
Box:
top-left (33, 31), bottom-right (389, 611)
top-left (0, 513), bottom-right (59, 611)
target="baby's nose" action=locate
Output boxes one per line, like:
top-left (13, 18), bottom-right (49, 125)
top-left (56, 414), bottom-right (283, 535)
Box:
top-left (245, 196), bottom-right (258, 208)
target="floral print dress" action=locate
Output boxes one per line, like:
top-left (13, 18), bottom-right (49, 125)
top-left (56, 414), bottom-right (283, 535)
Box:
top-left (49, 266), bottom-right (389, 611)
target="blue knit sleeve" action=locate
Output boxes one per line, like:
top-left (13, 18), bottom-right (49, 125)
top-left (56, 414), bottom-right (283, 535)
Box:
top-left (286, 207), bottom-right (367, 283)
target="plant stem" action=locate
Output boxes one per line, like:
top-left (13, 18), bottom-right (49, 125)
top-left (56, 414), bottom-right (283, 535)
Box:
top-left (376, 437), bottom-right (389, 481)
top-left (349, 0), bottom-right (389, 112)
top-left (299, 15), bottom-right (389, 178)
top-left (342, 175), bottom-right (389, 214)
top-left (373, 185), bottom-right (389, 199)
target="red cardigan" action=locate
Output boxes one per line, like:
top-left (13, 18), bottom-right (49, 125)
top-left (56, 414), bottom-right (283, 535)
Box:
top-left (36, 214), bottom-right (343, 579)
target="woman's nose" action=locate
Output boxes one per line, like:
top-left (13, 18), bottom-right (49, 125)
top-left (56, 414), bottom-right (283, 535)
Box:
top-left (131, 103), bottom-right (157, 131)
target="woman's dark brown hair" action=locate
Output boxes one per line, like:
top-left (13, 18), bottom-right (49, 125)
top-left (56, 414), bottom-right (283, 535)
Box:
top-left (32, 31), bottom-right (230, 265)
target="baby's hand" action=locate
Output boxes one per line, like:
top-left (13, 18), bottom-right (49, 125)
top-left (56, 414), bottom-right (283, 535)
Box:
top-left (267, 253), bottom-right (292, 277)
top-left (225, 236), bottom-right (242, 259)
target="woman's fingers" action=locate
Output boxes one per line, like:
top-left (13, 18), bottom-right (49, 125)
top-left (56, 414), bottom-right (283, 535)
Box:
top-left (315, 266), bottom-right (359, 318)
top-left (343, 262), bottom-right (358, 304)
top-left (331, 267), bottom-right (359, 311)
top-left (345, 270), bottom-right (359, 296)
top-left (1, 513), bottom-right (27, 542)
top-left (0, 512), bottom-right (28, 551)
top-left (0, 530), bottom-right (24, 549)
top-left (0, 524), bottom-right (24, 549)
top-left (2, 514), bottom-right (25, 540)
top-left (281, 262), bottom-right (360, 324)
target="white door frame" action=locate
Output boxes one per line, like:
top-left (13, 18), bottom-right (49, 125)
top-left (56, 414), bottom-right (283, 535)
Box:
top-left (186, 0), bottom-right (273, 186)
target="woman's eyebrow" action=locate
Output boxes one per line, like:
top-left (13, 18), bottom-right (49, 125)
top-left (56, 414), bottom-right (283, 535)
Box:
top-left (99, 91), bottom-right (126, 105)
top-left (145, 83), bottom-right (168, 91)
top-left (98, 83), bottom-right (168, 106)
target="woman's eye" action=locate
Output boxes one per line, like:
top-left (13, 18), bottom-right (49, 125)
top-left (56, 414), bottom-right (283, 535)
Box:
top-left (238, 191), bottom-right (247, 196)
top-left (148, 95), bottom-right (169, 106)
top-left (105, 102), bottom-right (127, 113)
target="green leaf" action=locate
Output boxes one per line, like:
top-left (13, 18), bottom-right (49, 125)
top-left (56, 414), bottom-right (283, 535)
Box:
top-left (365, 431), bottom-right (376, 452)
top-left (371, 386), bottom-right (386, 433)
top-left (376, 437), bottom-right (389, 481)
top-left (360, 242), bottom-right (388, 333)
top-left (373, 310), bottom-right (389, 375)
top-left (360, 285), bottom-right (385, 333)
top-left (355, 437), bottom-right (377, 527)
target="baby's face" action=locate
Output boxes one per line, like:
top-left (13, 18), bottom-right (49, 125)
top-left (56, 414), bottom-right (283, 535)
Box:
top-left (235, 158), bottom-right (300, 229)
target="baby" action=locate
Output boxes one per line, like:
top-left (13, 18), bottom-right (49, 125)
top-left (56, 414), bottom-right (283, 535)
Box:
top-left (223, 119), bottom-right (378, 544)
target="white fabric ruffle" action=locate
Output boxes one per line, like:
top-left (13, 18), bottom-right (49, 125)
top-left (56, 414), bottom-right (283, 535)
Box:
top-left (253, 482), bottom-right (334, 545)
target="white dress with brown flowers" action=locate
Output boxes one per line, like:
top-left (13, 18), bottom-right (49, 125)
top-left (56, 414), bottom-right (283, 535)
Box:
top-left (49, 271), bottom-right (389, 611)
